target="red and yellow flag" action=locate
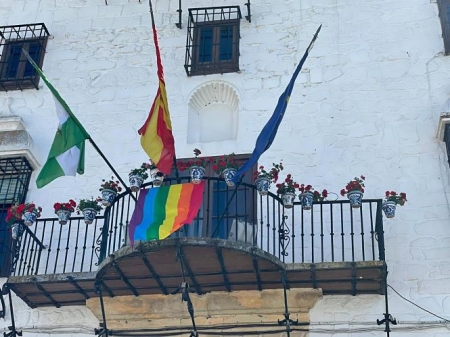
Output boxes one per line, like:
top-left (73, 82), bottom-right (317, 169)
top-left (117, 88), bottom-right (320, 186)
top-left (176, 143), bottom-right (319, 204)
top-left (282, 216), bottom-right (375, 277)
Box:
top-left (138, 24), bottom-right (175, 175)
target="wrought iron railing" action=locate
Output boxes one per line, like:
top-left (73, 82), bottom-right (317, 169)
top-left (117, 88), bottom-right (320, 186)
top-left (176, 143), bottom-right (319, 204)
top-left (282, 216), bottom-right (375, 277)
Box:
top-left (10, 177), bottom-right (386, 276)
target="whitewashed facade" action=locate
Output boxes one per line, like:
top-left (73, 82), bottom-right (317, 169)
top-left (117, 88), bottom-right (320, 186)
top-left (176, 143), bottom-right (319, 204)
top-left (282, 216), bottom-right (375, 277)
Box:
top-left (1, 0), bottom-right (450, 336)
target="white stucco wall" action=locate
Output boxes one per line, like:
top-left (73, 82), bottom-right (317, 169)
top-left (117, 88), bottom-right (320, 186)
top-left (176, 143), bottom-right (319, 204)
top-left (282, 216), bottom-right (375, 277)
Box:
top-left (1, 0), bottom-right (450, 335)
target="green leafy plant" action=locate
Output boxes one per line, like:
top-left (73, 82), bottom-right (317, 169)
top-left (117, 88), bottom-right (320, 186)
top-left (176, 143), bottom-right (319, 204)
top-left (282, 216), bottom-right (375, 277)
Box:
top-left (6, 203), bottom-right (42, 224)
top-left (276, 174), bottom-right (299, 194)
top-left (254, 162), bottom-right (284, 183)
top-left (340, 175), bottom-right (365, 196)
top-left (176, 148), bottom-right (212, 171)
top-left (76, 198), bottom-right (102, 214)
top-left (384, 191), bottom-right (407, 206)
top-left (129, 162), bottom-right (151, 180)
top-left (299, 184), bottom-right (328, 202)
top-left (100, 177), bottom-right (123, 193)
top-left (54, 200), bottom-right (76, 213)
top-left (211, 153), bottom-right (239, 175)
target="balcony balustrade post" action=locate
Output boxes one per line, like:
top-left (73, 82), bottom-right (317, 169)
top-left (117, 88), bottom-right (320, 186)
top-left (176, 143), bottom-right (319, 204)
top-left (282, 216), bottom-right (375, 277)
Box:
top-left (374, 201), bottom-right (386, 261)
top-left (98, 208), bottom-right (112, 264)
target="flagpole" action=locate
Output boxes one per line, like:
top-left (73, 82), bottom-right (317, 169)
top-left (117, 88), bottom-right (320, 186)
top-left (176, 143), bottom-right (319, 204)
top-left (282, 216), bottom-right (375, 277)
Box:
top-left (22, 49), bottom-right (136, 199)
top-left (86, 138), bottom-right (136, 200)
top-left (148, 0), bottom-right (179, 178)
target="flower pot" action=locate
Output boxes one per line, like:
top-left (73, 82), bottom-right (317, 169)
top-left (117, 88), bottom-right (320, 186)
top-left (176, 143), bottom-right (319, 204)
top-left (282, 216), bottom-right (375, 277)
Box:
top-left (101, 188), bottom-right (117, 207)
top-left (347, 190), bottom-right (363, 208)
top-left (300, 191), bottom-right (314, 210)
top-left (382, 201), bottom-right (397, 218)
top-left (255, 177), bottom-right (271, 196)
top-left (129, 174), bottom-right (144, 192)
top-left (281, 192), bottom-right (296, 208)
top-left (222, 168), bottom-right (237, 187)
top-left (150, 169), bottom-right (164, 187)
top-left (56, 209), bottom-right (72, 225)
top-left (189, 166), bottom-right (206, 184)
top-left (11, 222), bottom-right (24, 240)
top-left (82, 208), bottom-right (96, 225)
top-left (23, 211), bottom-right (38, 226)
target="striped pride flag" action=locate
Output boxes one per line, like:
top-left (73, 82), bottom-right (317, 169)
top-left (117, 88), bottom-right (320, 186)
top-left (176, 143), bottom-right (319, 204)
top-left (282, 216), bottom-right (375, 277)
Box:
top-left (129, 182), bottom-right (205, 244)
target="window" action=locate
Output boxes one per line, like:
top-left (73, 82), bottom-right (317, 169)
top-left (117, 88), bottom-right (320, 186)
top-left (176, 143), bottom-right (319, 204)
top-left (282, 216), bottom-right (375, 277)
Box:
top-left (0, 23), bottom-right (50, 91)
top-left (0, 157), bottom-right (33, 276)
top-left (169, 154), bottom-right (256, 241)
top-left (438, 0), bottom-right (450, 55)
top-left (185, 6), bottom-right (241, 76)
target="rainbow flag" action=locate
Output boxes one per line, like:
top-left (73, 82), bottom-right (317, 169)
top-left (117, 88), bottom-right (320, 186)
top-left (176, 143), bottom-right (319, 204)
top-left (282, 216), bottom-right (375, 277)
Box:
top-left (129, 182), bottom-right (205, 244)
top-left (138, 23), bottom-right (175, 175)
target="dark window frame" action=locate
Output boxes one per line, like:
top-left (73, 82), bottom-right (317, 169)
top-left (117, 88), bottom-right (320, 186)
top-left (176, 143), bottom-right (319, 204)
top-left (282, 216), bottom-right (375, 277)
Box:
top-left (185, 6), bottom-right (241, 76)
top-left (191, 19), bottom-right (240, 76)
top-left (0, 157), bottom-right (33, 277)
top-left (438, 0), bottom-right (450, 55)
top-left (0, 23), bottom-right (50, 91)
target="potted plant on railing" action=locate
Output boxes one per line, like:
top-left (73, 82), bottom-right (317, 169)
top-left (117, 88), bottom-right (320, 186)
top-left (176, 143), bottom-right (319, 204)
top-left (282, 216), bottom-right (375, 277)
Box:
top-left (99, 177), bottom-right (122, 207)
top-left (54, 200), bottom-right (76, 225)
top-left (340, 175), bottom-right (365, 208)
top-left (276, 174), bottom-right (300, 208)
top-left (77, 198), bottom-right (102, 225)
top-left (6, 202), bottom-right (42, 227)
top-left (176, 148), bottom-right (210, 184)
top-left (382, 191), bottom-right (407, 218)
top-left (6, 203), bottom-right (41, 239)
top-left (148, 160), bottom-right (164, 187)
top-left (129, 162), bottom-right (151, 192)
top-left (298, 184), bottom-right (328, 210)
top-left (254, 162), bottom-right (284, 196)
top-left (212, 153), bottom-right (240, 187)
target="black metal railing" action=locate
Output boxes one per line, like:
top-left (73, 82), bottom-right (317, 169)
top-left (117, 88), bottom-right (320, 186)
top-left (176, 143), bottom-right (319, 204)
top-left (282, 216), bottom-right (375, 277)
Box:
top-left (11, 177), bottom-right (386, 276)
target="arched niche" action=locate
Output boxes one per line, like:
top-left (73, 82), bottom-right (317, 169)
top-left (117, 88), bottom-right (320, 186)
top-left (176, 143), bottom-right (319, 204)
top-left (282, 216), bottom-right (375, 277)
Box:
top-left (187, 81), bottom-right (239, 143)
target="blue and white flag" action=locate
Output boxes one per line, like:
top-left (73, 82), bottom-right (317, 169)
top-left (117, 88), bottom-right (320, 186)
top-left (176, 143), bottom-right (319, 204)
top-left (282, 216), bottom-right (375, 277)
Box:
top-left (233, 25), bottom-right (322, 184)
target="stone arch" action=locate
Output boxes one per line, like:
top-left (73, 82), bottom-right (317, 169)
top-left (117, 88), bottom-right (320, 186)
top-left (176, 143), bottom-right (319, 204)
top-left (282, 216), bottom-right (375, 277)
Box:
top-left (187, 81), bottom-right (240, 143)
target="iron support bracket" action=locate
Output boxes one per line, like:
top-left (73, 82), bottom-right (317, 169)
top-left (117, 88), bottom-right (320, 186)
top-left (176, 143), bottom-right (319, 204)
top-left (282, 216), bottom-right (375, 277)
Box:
top-left (94, 281), bottom-right (111, 337)
top-left (176, 0), bottom-right (182, 29)
top-left (2, 284), bottom-right (22, 337)
top-left (244, 0), bottom-right (251, 22)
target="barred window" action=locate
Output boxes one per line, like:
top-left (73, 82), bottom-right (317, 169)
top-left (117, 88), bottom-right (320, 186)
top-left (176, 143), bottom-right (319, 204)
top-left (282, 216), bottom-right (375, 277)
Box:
top-left (0, 157), bottom-right (33, 276)
top-left (0, 23), bottom-right (50, 91)
top-left (185, 7), bottom-right (241, 76)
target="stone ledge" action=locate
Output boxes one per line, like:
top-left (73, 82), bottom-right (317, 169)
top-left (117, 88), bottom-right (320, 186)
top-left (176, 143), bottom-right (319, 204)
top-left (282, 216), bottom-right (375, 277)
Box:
top-left (0, 116), bottom-right (40, 169)
top-left (86, 288), bottom-right (323, 330)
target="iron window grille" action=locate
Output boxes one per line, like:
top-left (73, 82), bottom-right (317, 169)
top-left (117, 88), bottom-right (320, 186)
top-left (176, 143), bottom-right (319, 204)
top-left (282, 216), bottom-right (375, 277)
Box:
top-left (0, 23), bottom-right (50, 91)
top-left (437, 0), bottom-right (450, 55)
top-left (185, 6), bottom-right (241, 76)
top-left (0, 157), bottom-right (33, 276)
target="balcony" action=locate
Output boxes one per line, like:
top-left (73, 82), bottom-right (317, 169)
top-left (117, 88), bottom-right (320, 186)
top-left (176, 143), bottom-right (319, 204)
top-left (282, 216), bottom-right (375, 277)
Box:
top-left (6, 177), bottom-right (386, 308)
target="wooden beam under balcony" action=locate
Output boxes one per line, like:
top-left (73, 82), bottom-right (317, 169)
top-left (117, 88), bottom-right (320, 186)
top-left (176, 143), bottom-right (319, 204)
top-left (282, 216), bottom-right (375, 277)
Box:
top-left (7, 238), bottom-right (386, 308)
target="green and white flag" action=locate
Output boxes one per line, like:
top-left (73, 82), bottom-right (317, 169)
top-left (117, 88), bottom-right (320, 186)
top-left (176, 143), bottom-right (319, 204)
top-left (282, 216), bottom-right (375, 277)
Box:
top-left (23, 50), bottom-right (90, 188)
